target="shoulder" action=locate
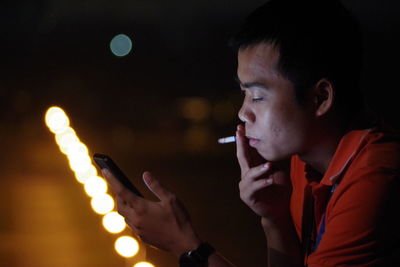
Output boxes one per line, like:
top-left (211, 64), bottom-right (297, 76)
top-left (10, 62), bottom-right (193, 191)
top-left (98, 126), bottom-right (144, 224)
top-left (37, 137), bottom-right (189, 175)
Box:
top-left (353, 126), bottom-right (400, 172)
top-left (313, 128), bottom-right (400, 266)
top-left (333, 127), bottom-right (400, 202)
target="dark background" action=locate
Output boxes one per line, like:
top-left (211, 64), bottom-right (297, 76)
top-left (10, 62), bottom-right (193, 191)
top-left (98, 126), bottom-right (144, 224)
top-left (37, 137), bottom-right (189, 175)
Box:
top-left (0, 0), bottom-right (399, 266)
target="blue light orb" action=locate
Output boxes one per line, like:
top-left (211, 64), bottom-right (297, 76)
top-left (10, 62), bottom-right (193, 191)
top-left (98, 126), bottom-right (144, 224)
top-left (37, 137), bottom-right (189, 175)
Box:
top-left (110, 34), bottom-right (132, 57)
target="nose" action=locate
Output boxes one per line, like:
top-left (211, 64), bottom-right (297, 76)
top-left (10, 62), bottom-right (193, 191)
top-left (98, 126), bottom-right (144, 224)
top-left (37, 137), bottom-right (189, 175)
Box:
top-left (238, 103), bottom-right (255, 124)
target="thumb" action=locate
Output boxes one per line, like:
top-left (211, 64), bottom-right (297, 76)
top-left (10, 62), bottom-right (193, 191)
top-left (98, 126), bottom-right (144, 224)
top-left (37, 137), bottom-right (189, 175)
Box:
top-left (143, 171), bottom-right (171, 201)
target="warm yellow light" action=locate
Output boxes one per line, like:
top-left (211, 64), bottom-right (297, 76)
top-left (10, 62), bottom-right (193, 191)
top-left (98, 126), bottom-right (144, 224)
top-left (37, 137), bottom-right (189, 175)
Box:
top-left (115, 236), bottom-right (139, 258)
top-left (181, 98), bottom-right (211, 121)
top-left (102, 211), bottom-right (126, 234)
top-left (55, 128), bottom-right (80, 154)
top-left (91, 194), bottom-right (115, 214)
top-left (45, 106), bottom-right (145, 262)
top-left (84, 176), bottom-right (108, 197)
top-left (55, 127), bottom-right (77, 145)
top-left (68, 154), bottom-right (92, 173)
top-left (75, 165), bottom-right (98, 184)
top-left (66, 142), bottom-right (89, 157)
top-left (45, 106), bottom-right (70, 134)
top-left (134, 262), bottom-right (155, 267)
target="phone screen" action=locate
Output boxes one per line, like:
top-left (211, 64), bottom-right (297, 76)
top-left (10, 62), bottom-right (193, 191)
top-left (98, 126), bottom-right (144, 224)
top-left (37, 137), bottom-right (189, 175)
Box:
top-left (93, 153), bottom-right (143, 197)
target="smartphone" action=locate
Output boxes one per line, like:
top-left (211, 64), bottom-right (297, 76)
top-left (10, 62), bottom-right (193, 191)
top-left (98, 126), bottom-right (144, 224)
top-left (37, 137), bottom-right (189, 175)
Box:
top-left (93, 153), bottom-right (143, 197)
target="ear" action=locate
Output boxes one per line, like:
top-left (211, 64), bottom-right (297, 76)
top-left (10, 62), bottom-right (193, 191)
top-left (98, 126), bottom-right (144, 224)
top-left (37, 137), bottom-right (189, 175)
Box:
top-left (313, 79), bottom-right (334, 117)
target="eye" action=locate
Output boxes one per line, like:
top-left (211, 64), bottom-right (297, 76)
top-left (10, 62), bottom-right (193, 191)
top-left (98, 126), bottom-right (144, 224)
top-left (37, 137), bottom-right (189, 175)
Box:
top-left (252, 97), bottom-right (264, 102)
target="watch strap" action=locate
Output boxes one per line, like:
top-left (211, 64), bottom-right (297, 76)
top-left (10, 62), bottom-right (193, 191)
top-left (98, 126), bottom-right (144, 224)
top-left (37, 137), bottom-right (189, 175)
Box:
top-left (179, 242), bottom-right (215, 267)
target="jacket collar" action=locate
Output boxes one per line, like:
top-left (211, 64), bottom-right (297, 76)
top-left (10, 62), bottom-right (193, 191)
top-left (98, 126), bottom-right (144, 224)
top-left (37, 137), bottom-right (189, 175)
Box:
top-left (318, 128), bottom-right (372, 186)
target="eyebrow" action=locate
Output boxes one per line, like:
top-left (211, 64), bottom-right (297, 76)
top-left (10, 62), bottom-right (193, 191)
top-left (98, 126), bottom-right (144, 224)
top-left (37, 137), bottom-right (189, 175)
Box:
top-left (234, 76), bottom-right (269, 90)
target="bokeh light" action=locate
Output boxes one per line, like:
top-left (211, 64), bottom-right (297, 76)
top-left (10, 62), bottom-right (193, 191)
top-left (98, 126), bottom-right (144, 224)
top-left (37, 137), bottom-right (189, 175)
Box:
top-left (110, 34), bottom-right (132, 57)
top-left (75, 165), bottom-right (98, 184)
top-left (55, 127), bottom-right (78, 148)
top-left (66, 142), bottom-right (89, 156)
top-left (102, 211), bottom-right (126, 234)
top-left (45, 106), bottom-right (155, 266)
top-left (180, 97), bottom-right (211, 122)
top-left (91, 194), bottom-right (115, 214)
top-left (68, 153), bottom-right (92, 173)
top-left (134, 262), bottom-right (155, 267)
top-left (58, 137), bottom-right (80, 155)
top-left (84, 176), bottom-right (108, 198)
top-left (45, 106), bottom-right (70, 134)
top-left (115, 236), bottom-right (139, 258)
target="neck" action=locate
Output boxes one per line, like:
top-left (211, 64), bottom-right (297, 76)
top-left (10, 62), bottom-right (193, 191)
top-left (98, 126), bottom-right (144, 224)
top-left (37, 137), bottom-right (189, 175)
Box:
top-left (299, 109), bottom-right (377, 175)
top-left (299, 119), bottom-right (348, 175)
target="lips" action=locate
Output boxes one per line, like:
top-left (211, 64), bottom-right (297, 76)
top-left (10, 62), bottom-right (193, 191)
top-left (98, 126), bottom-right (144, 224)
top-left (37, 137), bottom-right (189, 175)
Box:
top-left (247, 136), bottom-right (260, 147)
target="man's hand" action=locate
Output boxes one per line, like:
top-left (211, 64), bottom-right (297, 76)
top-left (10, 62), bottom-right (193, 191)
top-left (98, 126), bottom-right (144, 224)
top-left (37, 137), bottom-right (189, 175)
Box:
top-left (102, 169), bottom-right (202, 257)
top-left (236, 125), bottom-right (292, 225)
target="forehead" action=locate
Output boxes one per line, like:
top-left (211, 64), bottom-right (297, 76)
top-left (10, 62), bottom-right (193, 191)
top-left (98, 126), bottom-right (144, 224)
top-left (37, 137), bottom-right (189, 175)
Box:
top-left (237, 43), bottom-right (281, 82)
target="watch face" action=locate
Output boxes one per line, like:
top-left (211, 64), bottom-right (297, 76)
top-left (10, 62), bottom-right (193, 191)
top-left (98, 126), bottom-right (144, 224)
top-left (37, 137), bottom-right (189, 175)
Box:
top-left (179, 254), bottom-right (198, 267)
top-left (179, 243), bottom-right (215, 267)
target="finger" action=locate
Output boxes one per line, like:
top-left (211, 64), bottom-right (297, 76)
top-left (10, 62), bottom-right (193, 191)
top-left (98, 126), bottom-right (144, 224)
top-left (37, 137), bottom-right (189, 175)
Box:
top-left (128, 222), bottom-right (141, 236)
top-left (142, 171), bottom-right (171, 201)
top-left (102, 169), bottom-right (141, 205)
top-left (116, 196), bottom-right (129, 215)
top-left (251, 178), bottom-right (274, 192)
top-left (116, 195), bottom-right (130, 211)
top-left (101, 168), bottom-right (124, 193)
top-left (242, 162), bottom-right (272, 182)
top-left (116, 196), bottom-right (143, 224)
top-left (240, 178), bottom-right (274, 197)
top-left (236, 125), bottom-right (251, 173)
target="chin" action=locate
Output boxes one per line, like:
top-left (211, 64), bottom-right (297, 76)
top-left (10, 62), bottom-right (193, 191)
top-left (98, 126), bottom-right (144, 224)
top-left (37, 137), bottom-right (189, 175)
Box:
top-left (259, 150), bottom-right (290, 162)
top-left (257, 150), bottom-right (272, 161)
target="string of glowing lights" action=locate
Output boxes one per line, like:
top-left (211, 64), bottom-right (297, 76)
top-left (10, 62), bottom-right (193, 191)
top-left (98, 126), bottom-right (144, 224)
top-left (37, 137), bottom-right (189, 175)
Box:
top-left (45, 106), bottom-right (154, 267)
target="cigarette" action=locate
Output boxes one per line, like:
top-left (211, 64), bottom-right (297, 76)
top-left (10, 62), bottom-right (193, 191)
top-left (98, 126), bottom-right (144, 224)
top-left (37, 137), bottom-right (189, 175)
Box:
top-left (218, 136), bottom-right (236, 144)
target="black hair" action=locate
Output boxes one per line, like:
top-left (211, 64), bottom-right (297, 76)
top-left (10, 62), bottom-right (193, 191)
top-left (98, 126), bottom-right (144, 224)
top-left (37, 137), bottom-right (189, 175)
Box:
top-left (230, 0), bottom-right (365, 115)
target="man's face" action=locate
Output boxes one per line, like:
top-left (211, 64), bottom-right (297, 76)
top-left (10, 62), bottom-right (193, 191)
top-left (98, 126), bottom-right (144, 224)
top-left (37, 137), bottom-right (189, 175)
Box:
top-left (237, 43), bottom-right (315, 161)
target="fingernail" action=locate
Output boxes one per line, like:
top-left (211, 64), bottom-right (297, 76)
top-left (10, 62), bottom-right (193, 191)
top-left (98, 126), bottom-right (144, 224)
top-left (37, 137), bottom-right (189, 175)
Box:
top-left (143, 172), bottom-right (153, 184)
top-left (263, 163), bottom-right (270, 169)
top-left (266, 178), bottom-right (273, 184)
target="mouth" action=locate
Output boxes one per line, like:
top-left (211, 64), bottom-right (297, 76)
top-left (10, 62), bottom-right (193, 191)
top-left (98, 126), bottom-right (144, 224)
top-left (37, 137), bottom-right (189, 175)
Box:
top-left (246, 135), bottom-right (260, 147)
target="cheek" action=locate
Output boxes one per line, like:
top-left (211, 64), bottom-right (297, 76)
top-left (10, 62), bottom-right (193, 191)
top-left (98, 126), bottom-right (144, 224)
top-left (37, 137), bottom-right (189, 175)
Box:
top-left (256, 106), bottom-right (306, 157)
top-left (270, 121), bottom-right (284, 139)
top-left (257, 107), bottom-right (287, 140)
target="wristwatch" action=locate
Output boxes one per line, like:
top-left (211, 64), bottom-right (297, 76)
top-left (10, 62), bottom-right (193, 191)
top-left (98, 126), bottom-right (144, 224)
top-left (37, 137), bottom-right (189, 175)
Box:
top-left (179, 242), bottom-right (215, 267)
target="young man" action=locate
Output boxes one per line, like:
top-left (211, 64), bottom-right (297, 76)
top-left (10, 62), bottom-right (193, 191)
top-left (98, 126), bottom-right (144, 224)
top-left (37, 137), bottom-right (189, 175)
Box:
top-left (103, 0), bottom-right (400, 266)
